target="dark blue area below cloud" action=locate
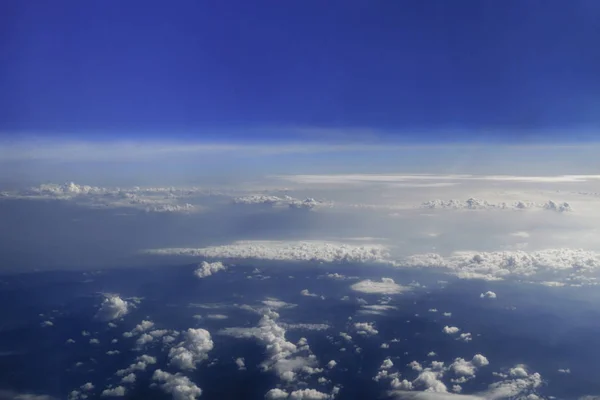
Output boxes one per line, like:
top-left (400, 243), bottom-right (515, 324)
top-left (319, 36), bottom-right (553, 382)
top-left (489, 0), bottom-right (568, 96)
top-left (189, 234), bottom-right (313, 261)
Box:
top-left (0, 263), bottom-right (599, 399)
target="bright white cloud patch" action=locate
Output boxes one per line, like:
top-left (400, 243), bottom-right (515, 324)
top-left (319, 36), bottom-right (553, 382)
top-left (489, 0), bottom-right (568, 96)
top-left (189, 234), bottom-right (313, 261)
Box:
top-left (194, 261), bottom-right (227, 278)
top-left (421, 198), bottom-right (573, 212)
top-left (146, 240), bottom-right (390, 264)
top-left (95, 295), bottom-right (130, 321)
top-left (443, 326), bottom-right (460, 335)
top-left (289, 389), bottom-right (331, 400)
top-left (402, 249), bottom-right (600, 284)
top-left (219, 310), bottom-right (322, 382)
top-left (350, 278), bottom-right (408, 295)
top-left (153, 369), bottom-right (202, 400)
top-left (101, 386), bottom-right (126, 397)
top-left (354, 322), bottom-right (378, 336)
top-left (265, 388), bottom-right (289, 399)
top-left (168, 328), bottom-right (214, 371)
top-left (480, 291), bottom-right (497, 299)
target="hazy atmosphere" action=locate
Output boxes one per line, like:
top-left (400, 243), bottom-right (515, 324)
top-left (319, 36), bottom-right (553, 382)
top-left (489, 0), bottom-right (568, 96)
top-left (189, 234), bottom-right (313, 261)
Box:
top-left (1, 1), bottom-right (600, 400)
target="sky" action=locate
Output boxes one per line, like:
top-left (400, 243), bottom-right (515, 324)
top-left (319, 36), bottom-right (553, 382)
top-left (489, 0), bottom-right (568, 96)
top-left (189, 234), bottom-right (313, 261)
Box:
top-left (1, 0), bottom-right (599, 145)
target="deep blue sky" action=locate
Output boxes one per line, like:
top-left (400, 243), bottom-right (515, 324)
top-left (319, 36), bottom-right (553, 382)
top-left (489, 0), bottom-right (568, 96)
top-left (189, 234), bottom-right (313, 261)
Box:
top-left (1, 0), bottom-right (599, 143)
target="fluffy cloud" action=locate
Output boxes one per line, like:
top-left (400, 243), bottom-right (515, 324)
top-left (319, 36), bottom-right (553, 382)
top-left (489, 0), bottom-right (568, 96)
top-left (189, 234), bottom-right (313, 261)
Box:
top-left (116, 354), bottom-right (157, 376)
top-left (289, 389), bottom-right (331, 400)
top-left (354, 322), bottom-right (378, 336)
top-left (95, 295), bottom-right (130, 321)
top-left (219, 310), bottom-right (321, 382)
top-left (9, 182), bottom-right (199, 213)
top-left (358, 304), bottom-right (398, 315)
top-left (265, 389), bottom-right (289, 399)
top-left (480, 291), bottom-right (497, 299)
top-left (194, 261), bottom-right (226, 278)
top-left (421, 198), bottom-right (573, 212)
top-left (350, 278), bottom-right (409, 294)
top-left (153, 369), bottom-right (202, 400)
top-left (168, 328), bottom-right (214, 371)
top-left (300, 289), bottom-right (319, 297)
top-left (233, 195), bottom-right (330, 210)
top-left (146, 240), bottom-right (390, 264)
top-left (100, 386), bottom-right (126, 397)
top-left (235, 357), bottom-right (246, 370)
top-left (443, 326), bottom-right (460, 335)
top-left (402, 249), bottom-right (600, 284)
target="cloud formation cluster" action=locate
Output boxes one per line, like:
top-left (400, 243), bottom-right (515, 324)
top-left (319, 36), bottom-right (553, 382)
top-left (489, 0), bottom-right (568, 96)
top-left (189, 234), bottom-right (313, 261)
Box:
top-left (95, 295), bottom-right (130, 321)
top-left (168, 329), bottom-right (214, 371)
top-left (421, 198), bottom-right (573, 212)
top-left (402, 248), bottom-right (600, 284)
top-left (194, 261), bottom-right (227, 278)
top-left (147, 240), bottom-right (390, 264)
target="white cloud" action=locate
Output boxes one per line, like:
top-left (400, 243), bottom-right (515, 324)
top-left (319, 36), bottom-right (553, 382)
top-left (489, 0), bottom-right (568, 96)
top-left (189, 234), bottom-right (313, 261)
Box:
top-left (194, 261), bottom-right (227, 279)
top-left (107, 350), bottom-right (120, 356)
top-left (120, 374), bottom-right (136, 384)
top-left (420, 198), bottom-right (573, 212)
top-left (116, 355), bottom-right (157, 376)
top-left (146, 240), bottom-right (390, 264)
top-left (235, 357), bottom-right (246, 370)
top-left (80, 383), bottom-right (94, 391)
top-left (168, 328), bottom-right (214, 371)
top-left (380, 358), bottom-right (394, 370)
top-left (89, 339), bottom-right (100, 345)
top-left (359, 304), bottom-right (398, 315)
top-left (8, 182), bottom-right (199, 213)
top-left (279, 323), bottom-right (330, 331)
top-left (443, 326), bottom-right (460, 335)
top-left (289, 389), bottom-right (331, 400)
top-left (339, 332), bottom-right (353, 342)
top-left (480, 291), bottom-right (497, 299)
top-left (219, 310), bottom-right (320, 382)
top-left (101, 386), bottom-right (126, 397)
top-left (354, 322), bottom-right (378, 336)
top-left (402, 249), bottom-right (600, 284)
top-left (558, 368), bottom-right (571, 374)
top-left (457, 333), bottom-right (472, 342)
top-left (153, 369), bottom-right (202, 400)
top-left (95, 295), bottom-right (130, 321)
top-left (300, 289), bottom-right (319, 297)
top-left (351, 278), bottom-right (409, 295)
top-left (206, 314), bottom-right (228, 320)
top-left (66, 339), bottom-right (75, 344)
top-left (509, 366), bottom-right (529, 378)
top-left (265, 389), bottom-right (289, 399)
top-left (327, 360), bottom-right (337, 369)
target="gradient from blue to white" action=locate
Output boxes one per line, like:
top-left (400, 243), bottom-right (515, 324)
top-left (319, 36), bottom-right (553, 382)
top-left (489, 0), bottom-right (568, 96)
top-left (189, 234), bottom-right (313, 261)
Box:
top-left (1, 0), bottom-right (599, 185)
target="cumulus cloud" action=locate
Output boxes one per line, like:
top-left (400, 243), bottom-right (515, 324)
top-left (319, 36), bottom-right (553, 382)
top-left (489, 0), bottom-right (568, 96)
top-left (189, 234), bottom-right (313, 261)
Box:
top-left (41, 321), bottom-right (54, 327)
top-left (354, 322), bottom-right (378, 336)
top-left (327, 360), bottom-right (337, 369)
top-left (146, 240), bottom-right (390, 264)
top-left (443, 326), bottom-right (460, 335)
top-left (300, 289), bottom-right (319, 297)
top-left (219, 310), bottom-right (321, 382)
top-left (95, 295), bottom-right (130, 321)
top-left (153, 369), bottom-right (202, 400)
top-left (351, 278), bottom-right (409, 295)
top-left (194, 261), bottom-right (227, 279)
top-left (168, 328), bottom-right (214, 371)
top-left (358, 304), bottom-right (398, 315)
top-left (235, 357), bottom-right (246, 370)
top-left (8, 182), bottom-right (199, 213)
top-left (420, 198), bottom-right (573, 212)
top-left (289, 389), bottom-right (331, 400)
top-left (101, 386), bottom-right (126, 397)
top-left (403, 248), bottom-right (600, 284)
top-left (265, 389), bottom-right (289, 399)
top-left (116, 354), bottom-right (157, 376)
top-left (233, 194), bottom-right (331, 210)
top-left (480, 291), bottom-right (497, 299)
